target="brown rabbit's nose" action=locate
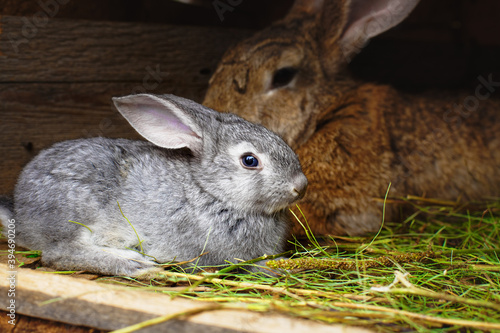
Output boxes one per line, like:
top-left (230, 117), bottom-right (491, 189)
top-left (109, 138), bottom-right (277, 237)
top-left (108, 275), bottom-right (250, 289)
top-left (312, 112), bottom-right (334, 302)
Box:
top-left (292, 174), bottom-right (308, 200)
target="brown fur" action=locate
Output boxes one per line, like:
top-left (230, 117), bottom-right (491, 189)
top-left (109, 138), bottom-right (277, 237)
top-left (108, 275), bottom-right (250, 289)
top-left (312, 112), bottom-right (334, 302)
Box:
top-left (203, 0), bottom-right (500, 236)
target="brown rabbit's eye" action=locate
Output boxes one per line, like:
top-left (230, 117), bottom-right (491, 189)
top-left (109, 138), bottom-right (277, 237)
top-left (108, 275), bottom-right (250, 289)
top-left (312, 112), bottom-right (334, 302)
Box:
top-left (271, 67), bottom-right (298, 89)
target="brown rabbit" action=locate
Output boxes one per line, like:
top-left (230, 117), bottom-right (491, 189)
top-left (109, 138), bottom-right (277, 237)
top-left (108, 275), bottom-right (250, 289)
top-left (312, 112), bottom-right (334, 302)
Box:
top-left (203, 0), bottom-right (500, 236)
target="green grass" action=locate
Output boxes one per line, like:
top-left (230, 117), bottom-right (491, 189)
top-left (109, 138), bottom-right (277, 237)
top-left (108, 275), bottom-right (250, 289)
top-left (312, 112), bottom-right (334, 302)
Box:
top-left (105, 197), bottom-right (500, 332)
top-left (4, 197), bottom-right (500, 332)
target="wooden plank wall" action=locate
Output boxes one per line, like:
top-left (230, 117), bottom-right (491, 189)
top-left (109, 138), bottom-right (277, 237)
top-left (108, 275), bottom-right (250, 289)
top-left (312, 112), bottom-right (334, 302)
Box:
top-left (1, 0), bottom-right (499, 196)
top-left (0, 16), bottom-right (251, 195)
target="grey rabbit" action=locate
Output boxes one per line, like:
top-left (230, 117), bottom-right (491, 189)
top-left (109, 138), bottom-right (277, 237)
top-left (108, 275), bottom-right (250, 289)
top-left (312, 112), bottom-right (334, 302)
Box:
top-left (0, 94), bottom-right (308, 277)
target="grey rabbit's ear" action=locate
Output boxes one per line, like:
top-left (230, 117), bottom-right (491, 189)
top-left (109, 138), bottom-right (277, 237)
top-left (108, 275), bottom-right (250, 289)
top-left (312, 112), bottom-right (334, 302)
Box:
top-left (113, 94), bottom-right (203, 152)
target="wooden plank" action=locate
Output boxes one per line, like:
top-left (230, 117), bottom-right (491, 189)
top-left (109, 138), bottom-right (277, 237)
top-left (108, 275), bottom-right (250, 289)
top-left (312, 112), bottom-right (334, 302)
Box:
top-left (0, 263), bottom-right (372, 333)
top-left (0, 82), bottom-right (141, 194)
top-left (0, 16), bottom-right (251, 82)
top-left (0, 79), bottom-right (220, 194)
top-left (0, 17), bottom-right (252, 195)
top-left (0, 310), bottom-right (106, 333)
top-left (0, 0), bottom-right (292, 29)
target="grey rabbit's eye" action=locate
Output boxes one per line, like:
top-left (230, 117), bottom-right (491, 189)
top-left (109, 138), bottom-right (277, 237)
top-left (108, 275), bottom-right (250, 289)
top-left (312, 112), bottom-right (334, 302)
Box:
top-left (271, 67), bottom-right (298, 89)
top-left (240, 153), bottom-right (260, 169)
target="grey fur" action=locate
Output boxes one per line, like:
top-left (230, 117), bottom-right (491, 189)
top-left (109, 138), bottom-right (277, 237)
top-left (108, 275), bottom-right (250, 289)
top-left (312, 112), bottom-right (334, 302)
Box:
top-left (0, 196), bottom-right (14, 227)
top-left (3, 94), bottom-right (307, 277)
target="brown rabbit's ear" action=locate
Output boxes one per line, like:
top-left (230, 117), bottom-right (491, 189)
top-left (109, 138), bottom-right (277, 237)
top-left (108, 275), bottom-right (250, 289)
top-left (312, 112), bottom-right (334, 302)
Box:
top-left (298, 0), bottom-right (420, 66)
top-left (337, 0), bottom-right (420, 59)
top-left (285, 0), bottom-right (325, 19)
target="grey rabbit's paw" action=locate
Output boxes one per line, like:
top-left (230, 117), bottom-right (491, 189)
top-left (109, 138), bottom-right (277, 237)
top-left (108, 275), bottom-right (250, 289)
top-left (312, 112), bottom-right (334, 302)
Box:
top-left (41, 245), bottom-right (161, 278)
top-left (97, 248), bottom-right (162, 278)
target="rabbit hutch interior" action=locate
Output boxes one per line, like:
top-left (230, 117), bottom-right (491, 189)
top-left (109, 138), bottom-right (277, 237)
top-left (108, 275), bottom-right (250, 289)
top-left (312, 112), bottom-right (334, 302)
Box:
top-left (1, 0), bottom-right (500, 332)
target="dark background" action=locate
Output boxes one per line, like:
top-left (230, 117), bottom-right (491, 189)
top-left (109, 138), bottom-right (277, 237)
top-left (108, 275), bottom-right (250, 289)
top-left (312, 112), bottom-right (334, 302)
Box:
top-left (2, 0), bottom-right (499, 89)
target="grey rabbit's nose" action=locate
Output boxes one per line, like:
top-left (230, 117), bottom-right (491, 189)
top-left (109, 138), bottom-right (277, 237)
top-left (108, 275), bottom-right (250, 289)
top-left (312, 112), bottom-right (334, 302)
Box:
top-left (291, 174), bottom-right (308, 200)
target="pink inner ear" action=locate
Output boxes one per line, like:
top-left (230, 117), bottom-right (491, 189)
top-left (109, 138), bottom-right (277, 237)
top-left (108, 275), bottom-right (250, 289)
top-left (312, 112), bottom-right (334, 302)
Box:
top-left (348, 0), bottom-right (392, 25)
top-left (148, 109), bottom-right (194, 136)
top-left (136, 106), bottom-right (202, 150)
top-left (114, 95), bottom-right (203, 151)
top-left (342, 0), bottom-right (418, 45)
